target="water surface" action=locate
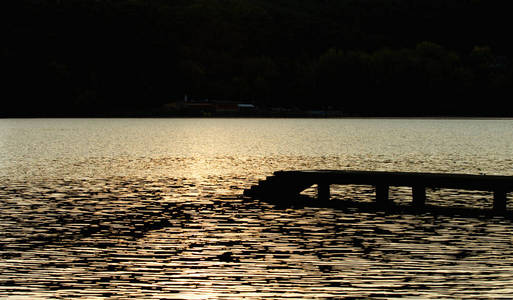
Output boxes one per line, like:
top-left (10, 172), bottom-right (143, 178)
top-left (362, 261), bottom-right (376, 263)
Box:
top-left (2, 118), bottom-right (513, 298)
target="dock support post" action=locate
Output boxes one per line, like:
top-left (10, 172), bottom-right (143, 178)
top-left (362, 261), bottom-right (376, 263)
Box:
top-left (318, 183), bottom-right (330, 202)
top-left (375, 184), bottom-right (390, 206)
top-left (412, 185), bottom-right (426, 208)
top-left (493, 189), bottom-right (507, 212)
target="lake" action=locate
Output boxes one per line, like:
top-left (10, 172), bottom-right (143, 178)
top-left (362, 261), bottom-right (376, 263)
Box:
top-left (2, 118), bottom-right (513, 298)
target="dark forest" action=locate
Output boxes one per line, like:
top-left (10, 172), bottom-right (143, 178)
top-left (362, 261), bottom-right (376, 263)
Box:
top-left (3, 0), bottom-right (513, 116)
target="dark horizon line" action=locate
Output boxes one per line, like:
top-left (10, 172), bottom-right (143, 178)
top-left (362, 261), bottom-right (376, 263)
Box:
top-left (3, 112), bottom-right (513, 119)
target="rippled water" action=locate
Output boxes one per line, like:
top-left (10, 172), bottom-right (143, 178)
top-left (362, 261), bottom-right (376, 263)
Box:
top-left (2, 118), bottom-right (513, 298)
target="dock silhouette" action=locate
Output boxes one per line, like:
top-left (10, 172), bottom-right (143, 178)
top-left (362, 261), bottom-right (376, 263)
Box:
top-left (244, 170), bottom-right (513, 215)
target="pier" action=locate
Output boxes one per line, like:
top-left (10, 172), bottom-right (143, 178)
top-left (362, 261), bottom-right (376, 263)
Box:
top-left (243, 170), bottom-right (513, 212)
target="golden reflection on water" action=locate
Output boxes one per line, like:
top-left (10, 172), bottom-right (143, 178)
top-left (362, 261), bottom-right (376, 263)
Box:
top-left (2, 118), bottom-right (513, 298)
top-left (3, 173), bottom-right (513, 298)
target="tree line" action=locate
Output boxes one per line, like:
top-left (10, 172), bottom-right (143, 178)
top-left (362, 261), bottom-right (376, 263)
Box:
top-left (3, 0), bottom-right (512, 116)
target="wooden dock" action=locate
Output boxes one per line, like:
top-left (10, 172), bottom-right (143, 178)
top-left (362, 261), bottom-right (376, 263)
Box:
top-left (243, 170), bottom-right (513, 212)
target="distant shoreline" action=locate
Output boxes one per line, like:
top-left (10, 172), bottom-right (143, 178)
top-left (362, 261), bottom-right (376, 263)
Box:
top-left (3, 113), bottom-right (513, 119)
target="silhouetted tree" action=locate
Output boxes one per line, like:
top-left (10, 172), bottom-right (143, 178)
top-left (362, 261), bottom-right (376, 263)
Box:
top-left (3, 0), bottom-right (513, 116)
